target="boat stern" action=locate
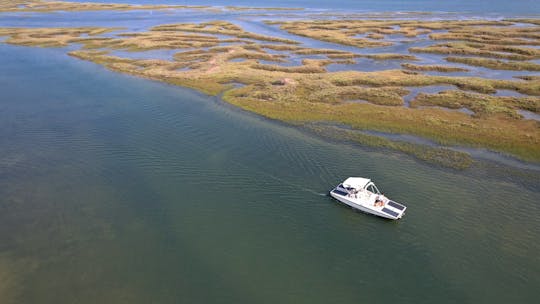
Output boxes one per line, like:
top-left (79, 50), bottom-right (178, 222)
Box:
top-left (381, 200), bottom-right (407, 219)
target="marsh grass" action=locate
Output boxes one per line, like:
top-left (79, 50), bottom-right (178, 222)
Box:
top-left (505, 19), bottom-right (540, 26)
top-left (223, 89), bottom-right (540, 162)
top-left (411, 90), bottom-right (540, 118)
top-left (446, 57), bottom-right (540, 71)
top-left (260, 44), bottom-right (301, 51)
top-left (4, 21), bottom-right (539, 164)
top-left (359, 53), bottom-right (418, 60)
top-left (429, 26), bottom-right (540, 45)
top-left (304, 124), bottom-right (474, 169)
top-left (293, 48), bottom-right (354, 55)
top-left (152, 21), bottom-right (299, 44)
top-left (252, 59), bottom-right (331, 73)
top-left (409, 42), bottom-right (539, 61)
top-left (515, 75), bottom-right (540, 81)
top-left (0, 27), bottom-right (123, 48)
top-left (401, 63), bottom-right (469, 72)
top-left (330, 69), bottom-right (540, 96)
top-left (271, 19), bottom-right (530, 49)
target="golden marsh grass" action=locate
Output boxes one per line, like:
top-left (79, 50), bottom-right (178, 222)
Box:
top-left (401, 63), bottom-right (469, 72)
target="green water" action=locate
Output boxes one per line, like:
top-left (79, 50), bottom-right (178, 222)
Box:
top-left (1, 44), bottom-right (539, 303)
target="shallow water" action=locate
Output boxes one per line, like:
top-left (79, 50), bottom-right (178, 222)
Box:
top-left (1, 3), bottom-right (540, 304)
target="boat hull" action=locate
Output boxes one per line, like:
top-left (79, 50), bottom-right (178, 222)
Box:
top-left (330, 189), bottom-right (404, 220)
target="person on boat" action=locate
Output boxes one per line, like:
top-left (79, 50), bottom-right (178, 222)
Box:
top-left (375, 194), bottom-right (386, 207)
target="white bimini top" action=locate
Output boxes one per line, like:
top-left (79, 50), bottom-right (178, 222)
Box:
top-left (342, 177), bottom-right (371, 190)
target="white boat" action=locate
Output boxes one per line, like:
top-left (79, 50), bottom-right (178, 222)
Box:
top-left (330, 177), bottom-right (406, 220)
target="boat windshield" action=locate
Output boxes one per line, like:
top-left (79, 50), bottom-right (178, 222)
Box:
top-left (366, 183), bottom-right (380, 194)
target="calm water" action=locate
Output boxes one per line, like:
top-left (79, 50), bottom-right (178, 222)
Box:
top-left (1, 42), bottom-right (539, 304)
top-left (70, 0), bottom-right (540, 14)
top-left (1, 2), bottom-right (540, 304)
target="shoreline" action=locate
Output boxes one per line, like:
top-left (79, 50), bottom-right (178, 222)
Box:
top-left (1, 3), bottom-right (539, 169)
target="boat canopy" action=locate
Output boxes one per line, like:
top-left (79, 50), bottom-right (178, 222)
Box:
top-left (342, 177), bottom-right (371, 190)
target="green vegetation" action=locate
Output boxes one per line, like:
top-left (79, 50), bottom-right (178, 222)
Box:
top-left (515, 75), bottom-right (540, 81)
top-left (270, 19), bottom-right (528, 49)
top-left (330, 69), bottom-right (540, 95)
top-left (152, 21), bottom-right (299, 44)
top-left (252, 59), bottom-right (331, 73)
top-left (410, 90), bottom-right (540, 118)
top-left (0, 27), bottom-right (122, 48)
top-left (446, 57), bottom-right (540, 71)
top-left (305, 124), bottom-right (474, 169)
top-left (401, 63), bottom-right (469, 72)
top-left (505, 18), bottom-right (540, 26)
top-left (273, 20), bottom-right (396, 48)
top-left (409, 42), bottom-right (540, 61)
top-left (429, 25), bottom-right (540, 45)
top-left (223, 85), bottom-right (540, 162)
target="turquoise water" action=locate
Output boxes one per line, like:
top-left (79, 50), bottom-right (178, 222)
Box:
top-left (1, 2), bottom-right (540, 303)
